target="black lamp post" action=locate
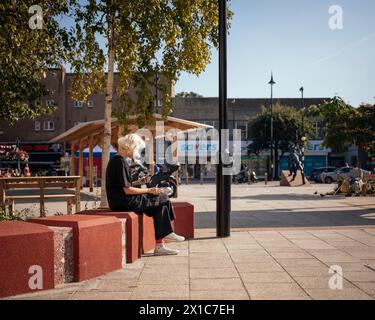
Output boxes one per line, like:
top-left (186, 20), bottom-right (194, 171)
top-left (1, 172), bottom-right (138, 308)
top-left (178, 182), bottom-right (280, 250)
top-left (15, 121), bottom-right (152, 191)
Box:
top-left (300, 86), bottom-right (305, 133)
top-left (299, 86), bottom-right (306, 165)
top-left (217, 0), bottom-right (231, 238)
top-left (232, 99), bottom-right (236, 130)
top-left (268, 73), bottom-right (276, 180)
top-left (155, 63), bottom-right (160, 113)
top-left (155, 64), bottom-right (160, 114)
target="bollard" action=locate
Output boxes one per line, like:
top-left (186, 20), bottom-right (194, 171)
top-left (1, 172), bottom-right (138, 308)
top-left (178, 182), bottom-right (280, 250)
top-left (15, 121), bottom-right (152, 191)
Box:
top-left (265, 172), bottom-right (268, 185)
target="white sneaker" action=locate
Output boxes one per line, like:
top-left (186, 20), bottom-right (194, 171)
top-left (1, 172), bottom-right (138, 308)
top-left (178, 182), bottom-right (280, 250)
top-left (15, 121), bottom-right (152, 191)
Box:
top-left (154, 243), bottom-right (179, 256)
top-left (165, 232), bottom-right (185, 242)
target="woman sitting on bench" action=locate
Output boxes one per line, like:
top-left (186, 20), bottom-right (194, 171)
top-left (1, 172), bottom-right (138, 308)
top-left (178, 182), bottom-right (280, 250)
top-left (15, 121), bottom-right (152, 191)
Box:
top-left (106, 133), bottom-right (185, 255)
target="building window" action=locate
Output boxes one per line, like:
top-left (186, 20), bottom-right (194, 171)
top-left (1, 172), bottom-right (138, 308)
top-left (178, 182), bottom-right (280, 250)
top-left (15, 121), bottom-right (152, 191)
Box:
top-left (87, 100), bottom-right (94, 108)
top-left (34, 121), bottom-right (41, 131)
top-left (237, 121), bottom-right (248, 140)
top-left (74, 100), bottom-right (83, 108)
top-left (43, 121), bottom-right (55, 131)
top-left (46, 99), bottom-right (55, 107)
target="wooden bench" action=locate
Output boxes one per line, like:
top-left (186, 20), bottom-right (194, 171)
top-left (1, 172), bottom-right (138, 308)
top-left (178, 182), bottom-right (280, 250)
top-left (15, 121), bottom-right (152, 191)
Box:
top-left (0, 176), bottom-right (81, 217)
top-left (4, 194), bottom-right (77, 216)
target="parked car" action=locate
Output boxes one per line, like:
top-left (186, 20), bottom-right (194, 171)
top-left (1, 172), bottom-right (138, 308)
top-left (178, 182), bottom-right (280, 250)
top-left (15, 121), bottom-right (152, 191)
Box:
top-left (310, 167), bottom-right (337, 182)
top-left (320, 167), bottom-right (371, 184)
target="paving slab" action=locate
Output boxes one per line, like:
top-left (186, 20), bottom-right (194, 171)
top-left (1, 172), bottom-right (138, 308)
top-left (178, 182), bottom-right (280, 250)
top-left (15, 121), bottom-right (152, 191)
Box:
top-left (244, 283), bottom-right (311, 300)
top-left (241, 272), bottom-right (294, 283)
top-left (306, 288), bottom-right (373, 300)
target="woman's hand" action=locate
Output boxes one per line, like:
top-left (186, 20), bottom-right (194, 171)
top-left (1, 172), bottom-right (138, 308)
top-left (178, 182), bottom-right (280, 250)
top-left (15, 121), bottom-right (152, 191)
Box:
top-left (148, 187), bottom-right (162, 195)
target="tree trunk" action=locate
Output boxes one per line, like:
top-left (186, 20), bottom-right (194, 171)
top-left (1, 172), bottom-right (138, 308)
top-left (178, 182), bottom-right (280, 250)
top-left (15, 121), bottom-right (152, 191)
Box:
top-left (100, 2), bottom-right (115, 208)
top-left (274, 145), bottom-right (279, 180)
top-left (355, 140), bottom-right (361, 168)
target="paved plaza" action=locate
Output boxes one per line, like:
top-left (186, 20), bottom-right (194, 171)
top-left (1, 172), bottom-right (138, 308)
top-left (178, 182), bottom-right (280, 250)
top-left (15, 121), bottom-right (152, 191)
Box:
top-left (4, 182), bottom-right (375, 300)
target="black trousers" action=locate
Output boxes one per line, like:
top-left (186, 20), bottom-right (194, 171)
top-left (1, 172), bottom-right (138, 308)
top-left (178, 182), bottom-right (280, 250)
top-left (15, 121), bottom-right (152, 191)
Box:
top-left (116, 193), bottom-right (176, 240)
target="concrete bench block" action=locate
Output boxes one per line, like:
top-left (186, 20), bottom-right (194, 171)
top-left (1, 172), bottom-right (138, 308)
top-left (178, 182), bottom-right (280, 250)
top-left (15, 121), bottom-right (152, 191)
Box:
top-left (77, 209), bottom-right (141, 264)
top-left (49, 226), bottom-right (74, 286)
top-left (172, 202), bottom-right (195, 239)
top-left (0, 221), bottom-right (55, 298)
top-left (30, 215), bottom-right (122, 282)
top-left (140, 215), bottom-right (156, 253)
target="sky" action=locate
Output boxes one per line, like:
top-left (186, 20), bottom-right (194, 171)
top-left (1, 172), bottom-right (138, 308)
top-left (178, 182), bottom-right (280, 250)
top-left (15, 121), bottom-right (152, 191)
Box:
top-left (174, 0), bottom-right (375, 106)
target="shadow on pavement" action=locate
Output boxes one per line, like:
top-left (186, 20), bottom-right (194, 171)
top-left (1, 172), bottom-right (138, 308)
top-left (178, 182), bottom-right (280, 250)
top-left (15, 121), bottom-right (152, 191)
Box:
top-left (195, 207), bottom-right (375, 230)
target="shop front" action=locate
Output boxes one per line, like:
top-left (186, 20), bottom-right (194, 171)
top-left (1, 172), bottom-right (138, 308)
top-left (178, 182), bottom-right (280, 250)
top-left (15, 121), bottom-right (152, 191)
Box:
top-left (0, 142), bottom-right (63, 174)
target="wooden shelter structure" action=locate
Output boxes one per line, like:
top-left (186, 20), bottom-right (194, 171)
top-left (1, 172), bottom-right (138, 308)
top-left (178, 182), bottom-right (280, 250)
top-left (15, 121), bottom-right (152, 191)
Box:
top-left (50, 114), bottom-right (212, 191)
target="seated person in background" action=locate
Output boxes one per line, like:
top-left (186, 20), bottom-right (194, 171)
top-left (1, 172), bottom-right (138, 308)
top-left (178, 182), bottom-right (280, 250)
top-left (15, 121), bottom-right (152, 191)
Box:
top-left (106, 133), bottom-right (185, 256)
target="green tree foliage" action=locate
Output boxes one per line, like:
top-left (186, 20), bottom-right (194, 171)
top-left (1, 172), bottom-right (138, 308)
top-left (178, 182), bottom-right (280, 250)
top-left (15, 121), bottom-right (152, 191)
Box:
top-left (308, 96), bottom-right (354, 152)
top-left (355, 104), bottom-right (375, 155)
top-left (308, 96), bottom-right (375, 157)
top-left (176, 91), bottom-right (203, 98)
top-left (1, 0), bottom-right (232, 206)
top-left (68, 0), bottom-right (228, 125)
top-left (67, 0), bottom-right (231, 205)
top-left (248, 104), bottom-right (313, 177)
top-left (0, 0), bottom-right (71, 124)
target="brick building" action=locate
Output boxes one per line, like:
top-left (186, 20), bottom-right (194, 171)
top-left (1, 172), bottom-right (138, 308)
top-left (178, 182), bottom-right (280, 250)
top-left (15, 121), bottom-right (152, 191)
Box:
top-left (0, 67), bottom-right (331, 175)
top-left (0, 67), bottom-right (171, 172)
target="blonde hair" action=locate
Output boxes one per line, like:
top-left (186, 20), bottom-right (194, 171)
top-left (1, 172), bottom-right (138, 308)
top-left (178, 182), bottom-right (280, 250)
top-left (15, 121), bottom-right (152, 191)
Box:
top-left (118, 133), bottom-right (146, 158)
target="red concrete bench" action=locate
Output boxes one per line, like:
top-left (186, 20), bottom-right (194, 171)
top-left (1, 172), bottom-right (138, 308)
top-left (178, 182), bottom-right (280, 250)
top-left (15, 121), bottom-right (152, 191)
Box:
top-left (50, 226), bottom-right (74, 285)
top-left (77, 209), bottom-right (141, 263)
top-left (172, 202), bottom-right (195, 240)
top-left (76, 202), bottom-right (195, 256)
top-left (140, 202), bottom-right (195, 253)
top-left (141, 214), bottom-right (156, 253)
top-left (0, 221), bottom-right (55, 298)
top-left (77, 209), bottom-right (155, 256)
top-left (30, 215), bottom-right (122, 282)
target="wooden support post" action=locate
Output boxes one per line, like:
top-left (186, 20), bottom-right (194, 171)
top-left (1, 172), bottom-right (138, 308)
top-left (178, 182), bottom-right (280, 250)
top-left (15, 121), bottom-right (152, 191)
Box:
top-left (70, 143), bottom-right (76, 175)
top-left (75, 178), bottom-right (81, 213)
top-left (0, 179), bottom-right (5, 211)
top-left (89, 136), bottom-right (94, 192)
top-left (148, 137), bottom-right (155, 176)
top-left (39, 179), bottom-right (45, 217)
top-left (172, 134), bottom-right (179, 197)
top-left (118, 124), bottom-right (125, 137)
top-left (78, 140), bottom-right (84, 190)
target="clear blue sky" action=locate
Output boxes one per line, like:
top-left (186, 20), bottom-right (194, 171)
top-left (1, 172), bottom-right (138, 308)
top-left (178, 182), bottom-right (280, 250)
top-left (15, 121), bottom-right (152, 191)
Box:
top-left (174, 0), bottom-right (375, 106)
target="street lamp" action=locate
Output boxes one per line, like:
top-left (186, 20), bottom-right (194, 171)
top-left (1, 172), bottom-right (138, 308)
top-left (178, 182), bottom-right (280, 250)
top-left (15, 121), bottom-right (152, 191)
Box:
top-left (299, 86), bottom-right (306, 165)
top-left (268, 72), bottom-right (276, 180)
top-left (154, 64), bottom-right (161, 114)
top-left (217, 0), bottom-right (231, 238)
top-left (300, 86), bottom-right (305, 133)
top-left (231, 99), bottom-right (236, 130)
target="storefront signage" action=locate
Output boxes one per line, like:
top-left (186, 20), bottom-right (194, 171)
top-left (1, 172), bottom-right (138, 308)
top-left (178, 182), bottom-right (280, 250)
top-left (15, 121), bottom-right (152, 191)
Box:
top-left (178, 141), bottom-right (219, 156)
top-left (306, 140), bottom-right (331, 155)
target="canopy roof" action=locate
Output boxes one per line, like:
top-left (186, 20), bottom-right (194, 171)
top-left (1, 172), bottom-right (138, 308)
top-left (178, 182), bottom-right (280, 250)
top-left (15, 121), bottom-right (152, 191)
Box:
top-left (50, 114), bottom-right (213, 149)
